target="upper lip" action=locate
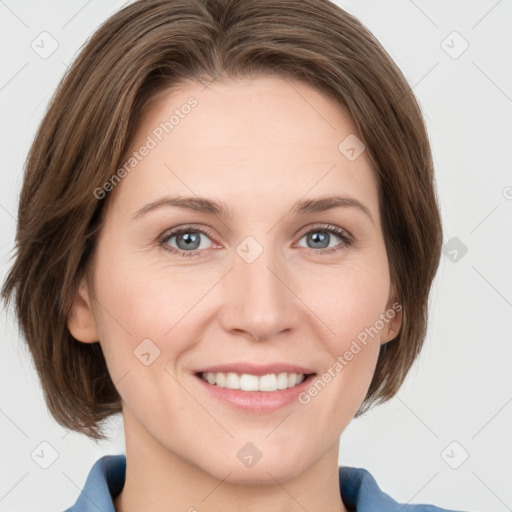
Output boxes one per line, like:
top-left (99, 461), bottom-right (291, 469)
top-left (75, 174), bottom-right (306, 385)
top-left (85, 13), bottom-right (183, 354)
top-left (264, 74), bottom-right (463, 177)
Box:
top-left (194, 363), bottom-right (316, 376)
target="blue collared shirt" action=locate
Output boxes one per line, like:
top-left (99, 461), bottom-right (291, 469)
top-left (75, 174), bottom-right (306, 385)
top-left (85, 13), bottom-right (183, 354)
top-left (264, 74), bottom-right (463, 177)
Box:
top-left (64, 454), bottom-right (468, 512)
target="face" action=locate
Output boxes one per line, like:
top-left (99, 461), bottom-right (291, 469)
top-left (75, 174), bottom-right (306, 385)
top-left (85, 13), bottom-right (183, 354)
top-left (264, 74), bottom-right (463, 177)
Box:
top-left (69, 75), bottom-right (401, 484)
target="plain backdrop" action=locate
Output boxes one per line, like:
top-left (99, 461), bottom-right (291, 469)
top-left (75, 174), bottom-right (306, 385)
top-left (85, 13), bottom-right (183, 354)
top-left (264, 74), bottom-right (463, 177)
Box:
top-left (1, 1), bottom-right (511, 511)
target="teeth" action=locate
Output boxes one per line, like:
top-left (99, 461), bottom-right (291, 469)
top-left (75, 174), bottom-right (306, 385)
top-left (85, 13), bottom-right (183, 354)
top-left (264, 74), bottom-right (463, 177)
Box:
top-left (200, 372), bottom-right (307, 391)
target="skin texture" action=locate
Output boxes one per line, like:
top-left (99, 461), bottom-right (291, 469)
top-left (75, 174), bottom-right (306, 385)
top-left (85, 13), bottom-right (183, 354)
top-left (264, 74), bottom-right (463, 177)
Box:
top-left (68, 75), bottom-right (402, 512)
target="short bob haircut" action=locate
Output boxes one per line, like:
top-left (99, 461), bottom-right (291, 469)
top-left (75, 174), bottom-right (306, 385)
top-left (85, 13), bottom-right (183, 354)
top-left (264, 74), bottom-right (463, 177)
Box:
top-left (2, 0), bottom-right (442, 441)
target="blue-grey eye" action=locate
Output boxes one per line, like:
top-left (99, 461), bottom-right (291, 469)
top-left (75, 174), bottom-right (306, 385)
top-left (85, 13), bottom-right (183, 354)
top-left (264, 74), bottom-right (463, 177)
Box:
top-left (298, 229), bottom-right (344, 250)
top-left (163, 228), bottom-right (213, 252)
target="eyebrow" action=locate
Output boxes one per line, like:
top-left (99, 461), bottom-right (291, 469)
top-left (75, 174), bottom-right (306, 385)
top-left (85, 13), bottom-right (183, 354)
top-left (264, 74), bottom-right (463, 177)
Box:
top-left (132, 194), bottom-right (374, 224)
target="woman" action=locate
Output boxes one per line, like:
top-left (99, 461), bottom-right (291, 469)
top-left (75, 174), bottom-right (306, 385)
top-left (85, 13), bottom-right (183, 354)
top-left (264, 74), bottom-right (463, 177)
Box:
top-left (2, 0), bottom-right (470, 510)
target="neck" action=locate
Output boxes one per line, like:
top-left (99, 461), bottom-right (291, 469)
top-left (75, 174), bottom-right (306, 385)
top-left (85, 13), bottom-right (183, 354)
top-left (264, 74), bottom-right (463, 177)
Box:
top-left (114, 409), bottom-right (348, 512)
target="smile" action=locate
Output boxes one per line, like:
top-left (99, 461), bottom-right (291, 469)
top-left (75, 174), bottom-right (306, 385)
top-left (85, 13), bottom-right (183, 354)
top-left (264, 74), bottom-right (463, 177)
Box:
top-left (198, 371), bottom-right (309, 392)
top-left (194, 370), bottom-right (316, 412)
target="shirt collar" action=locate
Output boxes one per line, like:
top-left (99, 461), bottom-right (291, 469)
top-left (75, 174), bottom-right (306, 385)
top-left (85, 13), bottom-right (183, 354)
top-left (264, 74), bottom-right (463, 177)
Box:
top-left (65, 454), bottom-right (459, 512)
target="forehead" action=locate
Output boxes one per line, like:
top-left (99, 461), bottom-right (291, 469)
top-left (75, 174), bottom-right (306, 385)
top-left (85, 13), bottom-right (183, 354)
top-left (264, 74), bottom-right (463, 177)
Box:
top-left (108, 75), bottom-right (379, 222)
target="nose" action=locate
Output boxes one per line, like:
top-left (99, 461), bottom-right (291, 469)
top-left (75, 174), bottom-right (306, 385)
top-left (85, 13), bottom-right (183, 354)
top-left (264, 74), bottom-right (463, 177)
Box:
top-left (219, 243), bottom-right (300, 341)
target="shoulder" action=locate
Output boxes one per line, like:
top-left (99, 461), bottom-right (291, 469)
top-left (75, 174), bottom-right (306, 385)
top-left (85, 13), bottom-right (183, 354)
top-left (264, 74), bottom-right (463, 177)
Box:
top-left (338, 466), bottom-right (470, 512)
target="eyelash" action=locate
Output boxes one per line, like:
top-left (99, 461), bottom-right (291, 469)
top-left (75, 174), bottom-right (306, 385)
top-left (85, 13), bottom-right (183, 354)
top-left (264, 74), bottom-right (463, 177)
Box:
top-left (158, 223), bottom-right (354, 258)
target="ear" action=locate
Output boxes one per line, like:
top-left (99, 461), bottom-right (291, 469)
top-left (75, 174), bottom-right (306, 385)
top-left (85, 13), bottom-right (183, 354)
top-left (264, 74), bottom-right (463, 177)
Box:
top-left (67, 276), bottom-right (100, 343)
top-left (380, 293), bottom-right (403, 345)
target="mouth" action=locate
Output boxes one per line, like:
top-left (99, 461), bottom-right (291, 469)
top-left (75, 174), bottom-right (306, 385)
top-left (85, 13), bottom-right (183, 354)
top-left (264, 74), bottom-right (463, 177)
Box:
top-left (194, 371), bottom-right (317, 392)
top-left (191, 362), bottom-right (318, 412)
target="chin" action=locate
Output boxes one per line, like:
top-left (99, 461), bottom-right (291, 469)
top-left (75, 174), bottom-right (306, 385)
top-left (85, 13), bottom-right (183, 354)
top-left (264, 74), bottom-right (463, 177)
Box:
top-left (205, 448), bottom-right (311, 486)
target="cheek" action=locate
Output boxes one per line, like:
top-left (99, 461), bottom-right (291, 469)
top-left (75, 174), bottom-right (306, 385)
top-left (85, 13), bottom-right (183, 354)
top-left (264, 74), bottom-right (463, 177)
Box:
top-left (294, 254), bottom-right (390, 409)
top-left (89, 264), bottom-right (196, 422)
top-left (298, 255), bottom-right (391, 350)
top-left (294, 267), bottom-right (388, 433)
top-left (91, 252), bottom-right (213, 375)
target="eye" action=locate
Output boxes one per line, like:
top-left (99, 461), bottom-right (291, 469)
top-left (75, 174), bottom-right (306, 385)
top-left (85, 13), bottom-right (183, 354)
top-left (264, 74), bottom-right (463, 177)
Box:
top-left (159, 223), bottom-right (353, 258)
top-left (159, 225), bottom-right (214, 258)
top-left (296, 224), bottom-right (353, 255)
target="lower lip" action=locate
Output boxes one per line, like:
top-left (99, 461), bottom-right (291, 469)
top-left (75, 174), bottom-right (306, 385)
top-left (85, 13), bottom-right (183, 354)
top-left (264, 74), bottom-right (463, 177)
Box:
top-left (194, 373), bottom-right (316, 412)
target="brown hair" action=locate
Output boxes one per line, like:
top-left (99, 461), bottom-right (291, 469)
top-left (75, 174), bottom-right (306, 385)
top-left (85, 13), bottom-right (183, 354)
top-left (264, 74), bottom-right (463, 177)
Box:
top-left (2, 0), bottom-right (442, 440)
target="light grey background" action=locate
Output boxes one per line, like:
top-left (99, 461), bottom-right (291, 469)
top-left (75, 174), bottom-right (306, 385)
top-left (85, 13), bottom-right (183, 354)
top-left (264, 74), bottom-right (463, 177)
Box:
top-left (1, 1), bottom-right (511, 511)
